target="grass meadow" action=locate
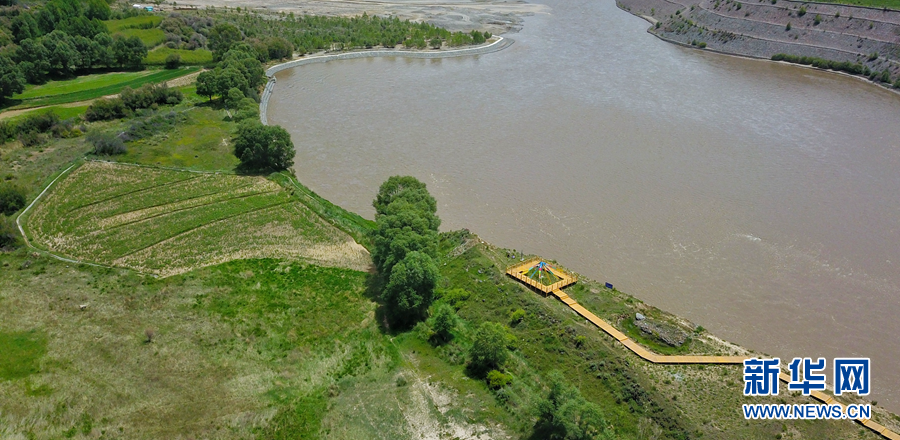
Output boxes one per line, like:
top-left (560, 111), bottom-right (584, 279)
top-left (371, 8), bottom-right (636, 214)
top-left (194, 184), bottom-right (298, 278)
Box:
top-left (104, 16), bottom-right (163, 33)
top-left (1, 227), bottom-right (893, 439)
top-left (116, 106), bottom-right (238, 171)
top-left (6, 68), bottom-right (200, 110)
top-left (24, 161), bottom-right (370, 276)
top-left (144, 47), bottom-right (214, 66)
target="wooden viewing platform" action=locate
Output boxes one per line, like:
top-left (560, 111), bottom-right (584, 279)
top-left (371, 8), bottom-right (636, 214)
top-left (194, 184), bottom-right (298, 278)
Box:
top-left (506, 258), bottom-right (577, 294)
top-left (506, 258), bottom-right (900, 440)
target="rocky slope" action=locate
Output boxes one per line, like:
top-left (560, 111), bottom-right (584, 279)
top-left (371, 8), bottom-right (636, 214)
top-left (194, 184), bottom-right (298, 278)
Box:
top-left (618, 0), bottom-right (900, 85)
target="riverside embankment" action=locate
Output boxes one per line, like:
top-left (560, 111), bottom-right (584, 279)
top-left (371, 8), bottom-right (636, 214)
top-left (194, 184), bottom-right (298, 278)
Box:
top-left (259, 37), bottom-right (513, 125)
top-left (618, 0), bottom-right (900, 86)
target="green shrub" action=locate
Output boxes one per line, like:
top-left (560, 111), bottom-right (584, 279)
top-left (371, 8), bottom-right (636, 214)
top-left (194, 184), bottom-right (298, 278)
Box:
top-left (429, 303), bottom-right (457, 342)
top-left (468, 321), bottom-right (509, 374)
top-left (0, 182), bottom-right (26, 215)
top-left (786, 22), bottom-right (792, 31)
top-left (879, 70), bottom-right (891, 83)
top-left (486, 370), bottom-right (512, 389)
top-left (85, 98), bottom-right (129, 121)
top-left (120, 83), bottom-right (183, 110)
top-left (814, 14), bottom-right (822, 25)
top-left (86, 131), bottom-right (126, 155)
top-left (437, 288), bottom-right (471, 309)
top-left (165, 52), bottom-right (181, 69)
top-left (0, 215), bottom-right (20, 248)
top-left (798, 6), bottom-right (807, 16)
top-left (509, 308), bottom-right (526, 325)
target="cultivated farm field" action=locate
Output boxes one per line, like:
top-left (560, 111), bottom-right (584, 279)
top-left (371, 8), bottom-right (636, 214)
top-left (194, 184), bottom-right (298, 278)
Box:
top-left (25, 161), bottom-right (370, 276)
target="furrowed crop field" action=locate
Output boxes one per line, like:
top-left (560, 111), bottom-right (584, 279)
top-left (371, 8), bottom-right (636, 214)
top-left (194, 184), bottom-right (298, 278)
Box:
top-left (25, 161), bottom-right (370, 276)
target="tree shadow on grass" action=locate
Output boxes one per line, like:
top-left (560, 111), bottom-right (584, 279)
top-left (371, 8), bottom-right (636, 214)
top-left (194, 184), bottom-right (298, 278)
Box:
top-left (363, 271), bottom-right (396, 336)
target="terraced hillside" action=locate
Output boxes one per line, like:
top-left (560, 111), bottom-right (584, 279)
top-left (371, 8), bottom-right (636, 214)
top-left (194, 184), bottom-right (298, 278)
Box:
top-left (24, 161), bottom-right (370, 276)
top-left (620, 0), bottom-right (900, 82)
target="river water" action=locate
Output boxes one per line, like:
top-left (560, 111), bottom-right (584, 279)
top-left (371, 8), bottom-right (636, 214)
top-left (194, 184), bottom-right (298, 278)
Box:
top-left (268, 0), bottom-right (900, 411)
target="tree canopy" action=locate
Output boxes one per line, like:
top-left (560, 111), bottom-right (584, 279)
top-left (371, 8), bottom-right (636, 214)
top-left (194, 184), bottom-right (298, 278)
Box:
top-left (232, 120), bottom-right (295, 171)
top-left (371, 175), bottom-right (442, 327)
top-left (382, 251), bottom-right (440, 327)
top-left (468, 321), bottom-right (509, 374)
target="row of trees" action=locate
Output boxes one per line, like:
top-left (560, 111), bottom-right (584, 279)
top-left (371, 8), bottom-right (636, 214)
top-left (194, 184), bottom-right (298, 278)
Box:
top-left (196, 44), bottom-right (266, 101)
top-left (202, 9), bottom-right (490, 55)
top-left (13, 31), bottom-right (147, 84)
top-left (0, 0), bottom-right (151, 99)
top-left (372, 176), bottom-right (442, 328)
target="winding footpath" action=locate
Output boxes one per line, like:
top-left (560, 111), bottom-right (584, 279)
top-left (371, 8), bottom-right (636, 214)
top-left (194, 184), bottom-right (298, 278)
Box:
top-left (507, 259), bottom-right (900, 439)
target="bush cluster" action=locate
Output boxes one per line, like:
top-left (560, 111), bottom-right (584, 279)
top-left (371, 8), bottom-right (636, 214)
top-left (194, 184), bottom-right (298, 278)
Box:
top-left (85, 83), bottom-right (183, 121)
top-left (86, 131), bottom-right (126, 155)
top-left (121, 111), bottom-right (186, 142)
top-left (0, 182), bottom-right (27, 215)
top-left (0, 214), bottom-right (20, 248)
top-left (771, 53), bottom-right (872, 77)
top-left (0, 112), bottom-right (81, 146)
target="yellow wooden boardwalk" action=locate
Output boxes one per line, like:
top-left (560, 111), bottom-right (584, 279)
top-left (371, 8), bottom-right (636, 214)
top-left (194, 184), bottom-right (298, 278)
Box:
top-left (506, 260), bottom-right (900, 440)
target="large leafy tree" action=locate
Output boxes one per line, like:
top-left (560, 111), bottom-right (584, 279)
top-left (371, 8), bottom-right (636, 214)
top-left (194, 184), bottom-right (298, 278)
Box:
top-left (468, 322), bottom-right (509, 373)
top-left (112, 35), bottom-right (147, 68)
top-left (382, 251), bottom-right (440, 327)
top-left (11, 13), bottom-right (41, 43)
top-left (371, 175), bottom-right (442, 327)
top-left (232, 120), bottom-right (295, 171)
top-left (208, 23), bottom-right (242, 60)
top-left (0, 56), bottom-right (25, 99)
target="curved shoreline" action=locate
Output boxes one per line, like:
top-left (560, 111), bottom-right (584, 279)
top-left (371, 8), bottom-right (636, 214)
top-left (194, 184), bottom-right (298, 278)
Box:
top-left (259, 36), bottom-right (514, 125)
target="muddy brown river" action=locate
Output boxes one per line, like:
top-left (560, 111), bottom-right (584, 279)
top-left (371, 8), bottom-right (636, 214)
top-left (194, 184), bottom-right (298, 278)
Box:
top-left (267, 0), bottom-right (900, 411)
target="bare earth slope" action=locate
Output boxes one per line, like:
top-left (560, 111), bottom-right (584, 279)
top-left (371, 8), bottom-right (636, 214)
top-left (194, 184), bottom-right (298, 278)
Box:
top-left (619, 0), bottom-right (900, 81)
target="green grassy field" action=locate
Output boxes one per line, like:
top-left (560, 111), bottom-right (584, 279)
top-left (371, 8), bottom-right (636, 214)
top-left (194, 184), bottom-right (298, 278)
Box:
top-left (116, 106), bottom-right (238, 171)
top-left (1, 224), bottom-right (895, 439)
top-left (2, 105), bottom-right (90, 123)
top-left (15, 72), bottom-right (154, 100)
top-left (117, 27), bottom-right (167, 48)
top-left (24, 161), bottom-right (370, 277)
top-left (6, 68), bottom-right (199, 110)
top-left (104, 15), bottom-right (163, 33)
top-left (144, 47), bottom-right (214, 66)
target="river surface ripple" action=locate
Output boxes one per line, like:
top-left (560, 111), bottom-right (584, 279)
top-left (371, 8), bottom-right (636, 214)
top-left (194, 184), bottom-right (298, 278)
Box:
top-left (268, 0), bottom-right (900, 411)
